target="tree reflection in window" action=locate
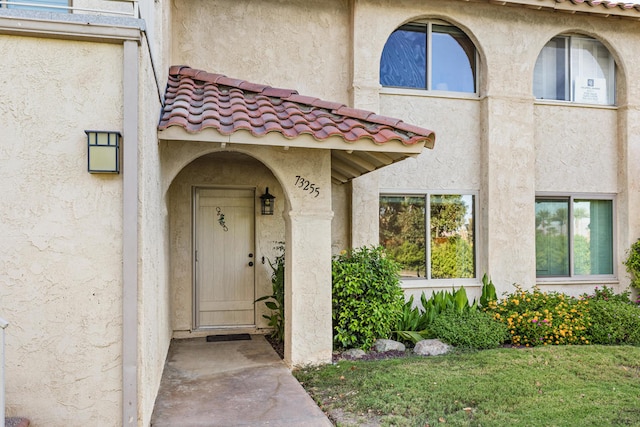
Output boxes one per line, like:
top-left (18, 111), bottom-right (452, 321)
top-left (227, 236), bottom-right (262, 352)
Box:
top-left (380, 194), bottom-right (475, 279)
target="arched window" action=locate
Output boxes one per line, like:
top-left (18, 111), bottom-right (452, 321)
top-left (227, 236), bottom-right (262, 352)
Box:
top-left (533, 35), bottom-right (616, 105)
top-left (380, 20), bottom-right (477, 93)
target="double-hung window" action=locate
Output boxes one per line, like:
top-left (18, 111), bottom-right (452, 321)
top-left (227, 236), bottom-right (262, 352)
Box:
top-left (380, 21), bottom-right (477, 93)
top-left (533, 35), bottom-right (616, 105)
top-left (536, 196), bottom-right (614, 279)
top-left (380, 193), bottom-right (476, 280)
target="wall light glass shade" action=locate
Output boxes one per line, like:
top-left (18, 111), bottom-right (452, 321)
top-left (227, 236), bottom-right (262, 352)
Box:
top-left (260, 187), bottom-right (275, 215)
top-left (85, 130), bottom-right (121, 173)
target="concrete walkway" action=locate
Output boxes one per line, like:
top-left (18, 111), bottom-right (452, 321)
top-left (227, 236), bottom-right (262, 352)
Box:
top-left (150, 335), bottom-right (332, 426)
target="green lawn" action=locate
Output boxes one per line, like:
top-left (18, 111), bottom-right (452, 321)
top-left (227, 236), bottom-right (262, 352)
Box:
top-left (294, 346), bottom-right (640, 426)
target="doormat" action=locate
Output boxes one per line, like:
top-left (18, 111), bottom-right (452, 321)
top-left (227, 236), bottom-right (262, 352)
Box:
top-left (206, 334), bottom-right (252, 342)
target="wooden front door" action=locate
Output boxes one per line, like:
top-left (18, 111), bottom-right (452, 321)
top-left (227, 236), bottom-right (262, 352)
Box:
top-left (194, 188), bottom-right (255, 329)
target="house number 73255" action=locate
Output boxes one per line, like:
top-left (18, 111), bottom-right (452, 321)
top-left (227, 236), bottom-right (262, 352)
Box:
top-left (295, 175), bottom-right (320, 198)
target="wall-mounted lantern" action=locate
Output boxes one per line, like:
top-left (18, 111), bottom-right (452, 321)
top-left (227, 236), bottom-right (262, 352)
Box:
top-left (85, 130), bottom-right (121, 173)
top-left (260, 187), bottom-right (275, 215)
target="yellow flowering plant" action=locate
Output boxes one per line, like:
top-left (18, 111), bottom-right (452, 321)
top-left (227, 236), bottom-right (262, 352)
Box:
top-left (484, 285), bottom-right (590, 347)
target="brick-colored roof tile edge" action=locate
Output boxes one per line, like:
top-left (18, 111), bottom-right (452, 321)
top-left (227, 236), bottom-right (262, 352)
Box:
top-left (160, 66), bottom-right (435, 147)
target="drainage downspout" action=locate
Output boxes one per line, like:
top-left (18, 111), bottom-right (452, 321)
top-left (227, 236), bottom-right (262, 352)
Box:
top-left (122, 39), bottom-right (139, 426)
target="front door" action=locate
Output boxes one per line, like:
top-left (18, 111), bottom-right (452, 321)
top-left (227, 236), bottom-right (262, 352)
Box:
top-left (194, 187), bottom-right (255, 329)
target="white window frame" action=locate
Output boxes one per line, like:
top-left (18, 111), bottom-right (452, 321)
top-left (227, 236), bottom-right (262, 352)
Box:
top-left (534, 34), bottom-right (616, 106)
top-left (535, 192), bottom-right (617, 282)
top-left (380, 20), bottom-right (479, 96)
top-left (379, 189), bottom-right (479, 288)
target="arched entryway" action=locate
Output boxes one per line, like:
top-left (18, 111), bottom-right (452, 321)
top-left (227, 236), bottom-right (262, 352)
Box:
top-left (166, 151), bottom-right (286, 338)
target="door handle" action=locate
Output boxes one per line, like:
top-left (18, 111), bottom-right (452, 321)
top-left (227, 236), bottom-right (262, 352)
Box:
top-left (248, 261), bottom-right (254, 267)
top-left (248, 253), bottom-right (253, 258)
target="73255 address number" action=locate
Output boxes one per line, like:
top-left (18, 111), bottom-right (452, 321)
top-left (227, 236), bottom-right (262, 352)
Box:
top-left (295, 175), bottom-right (320, 198)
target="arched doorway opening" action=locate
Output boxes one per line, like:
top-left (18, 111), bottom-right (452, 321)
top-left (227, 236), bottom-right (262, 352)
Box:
top-left (166, 151), bottom-right (286, 343)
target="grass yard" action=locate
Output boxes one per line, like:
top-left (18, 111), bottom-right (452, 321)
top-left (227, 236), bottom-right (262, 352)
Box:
top-left (294, 345), bottom-right (640, 427)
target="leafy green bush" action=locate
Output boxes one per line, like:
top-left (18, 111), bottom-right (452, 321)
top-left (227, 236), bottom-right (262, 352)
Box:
top-left (430, 309), bottom-right (509, 349)
top-left (624, 238), bottom-right (640, 290)
top-left (332, 246), bottom-right (404, 351)
top-left (586, 300), bottom-right (640, 345)
top-left (580, 285), bottom-right (631, 304)
top-left (393, 278), bottom-right (496, 345)
top-left (484, 286), bottom-right (590, 346)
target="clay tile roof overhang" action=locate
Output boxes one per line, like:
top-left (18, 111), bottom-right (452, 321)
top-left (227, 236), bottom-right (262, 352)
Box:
top-left (158, 66), bottom-right (435, 185)
top-left (458, 0), bottom-right (640, 19)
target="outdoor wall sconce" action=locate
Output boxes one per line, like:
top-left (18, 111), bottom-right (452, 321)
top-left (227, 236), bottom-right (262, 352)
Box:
top-left (260, 187), bottom-right (275, 215)
top-left (85, 130), bottom-right (121, 173)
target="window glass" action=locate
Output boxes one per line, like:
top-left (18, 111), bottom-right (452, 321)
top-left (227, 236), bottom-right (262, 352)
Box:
top-left (380, 193), bottom-right (475, 280)
top-left (536, 197), bottom-right (614, 278)
top-left (534, 35), bottom-right (615, 105)
top-left (431, 25), bottom-right (476, 93)
top-left (380, 21), bottom-right (477, 93)
top-left (430, 194), bottom-right (475, 279)
top-left (6, 0), bottom-right (68, 11)
top-left (379, 196), bottom-right (426, 278)
top-left (536, 199), bottom-right (570, 277)
top-left (380, 26), bottom-right (427, 89)
top-left (573, 199), bottom-right (613, 275)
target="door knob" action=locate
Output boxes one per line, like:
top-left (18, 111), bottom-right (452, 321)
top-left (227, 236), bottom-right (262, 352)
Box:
top-left (248, 253), bottom-right (254, 258)
top-left (248, 261), bottom-right (254, 267)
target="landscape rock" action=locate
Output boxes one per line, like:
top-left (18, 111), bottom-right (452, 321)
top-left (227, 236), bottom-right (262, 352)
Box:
top-left (342, 348), bottom-right (366, 359)
top-left (373, 339), bottom-right (405, 352)
top-left (414, 339), bottom-right (452, 356)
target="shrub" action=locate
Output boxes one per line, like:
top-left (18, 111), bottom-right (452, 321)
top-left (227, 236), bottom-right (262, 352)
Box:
top-left (393, 278), bottom-right (497, 345)
top-left (580, 285), bottom-right (631, 304)
top-left (393, 286), bottom-right (479, 345)
top-left (624, 238), bottom-right (640, 290)
top-left (332, 246), bottom-right (404, 351)
top-left (430, 309), bottom-right (509, 350)
top-left (586, 300), bottom-right (640, 345)
top-left (484, 286), bottom-right (590, 347)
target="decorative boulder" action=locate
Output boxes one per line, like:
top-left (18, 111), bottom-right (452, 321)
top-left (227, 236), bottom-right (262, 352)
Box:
top-left (342, 348), bottom-right (367, 359)
top-left (414, 339), bottom-right (452, 356)
top-left (373, 339), bottom-right (406, 352)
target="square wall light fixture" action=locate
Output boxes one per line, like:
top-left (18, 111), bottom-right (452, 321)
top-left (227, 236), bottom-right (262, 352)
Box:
top-left (85, 130), bottom-right (121, 173)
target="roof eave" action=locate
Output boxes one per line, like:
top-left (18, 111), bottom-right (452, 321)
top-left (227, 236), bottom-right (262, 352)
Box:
top-left (158, 126), bottom-right (433, 184)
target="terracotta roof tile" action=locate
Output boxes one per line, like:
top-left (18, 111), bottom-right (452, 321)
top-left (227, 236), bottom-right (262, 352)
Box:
top-left (501, 0), bottom-right (640, 14)
top-left (159, 66), bottom-right (435, 147)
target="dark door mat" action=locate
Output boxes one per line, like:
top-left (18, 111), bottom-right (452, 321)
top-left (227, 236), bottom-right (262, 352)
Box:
top-left (206, 333), bottom-right (252, 342)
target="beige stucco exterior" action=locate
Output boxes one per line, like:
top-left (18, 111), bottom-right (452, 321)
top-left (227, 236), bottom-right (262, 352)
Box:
top-left (1, 0), bottom-right (640, 425)
top-left (0, 36), bottom-right (125, 424)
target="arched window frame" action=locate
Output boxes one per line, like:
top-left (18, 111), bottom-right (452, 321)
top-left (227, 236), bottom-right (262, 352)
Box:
top-left (380, 20), bottom-right (478, 95)
top-left (533, 34), bottom-right (616, 106)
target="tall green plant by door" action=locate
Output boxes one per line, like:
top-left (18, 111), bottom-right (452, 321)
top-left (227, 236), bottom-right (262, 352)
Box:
top-left (256, 244), bottom-right (285, 342)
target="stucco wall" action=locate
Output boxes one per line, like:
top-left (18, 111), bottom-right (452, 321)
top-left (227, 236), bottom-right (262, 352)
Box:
top-left (170, 0), bottom-right (350, 104)
top-left (348, 0), bottom-right (640, 296)
top-left (0, 36), bottom-right (124, 425)
top-left (138, 42), bottom-right (172, 427)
